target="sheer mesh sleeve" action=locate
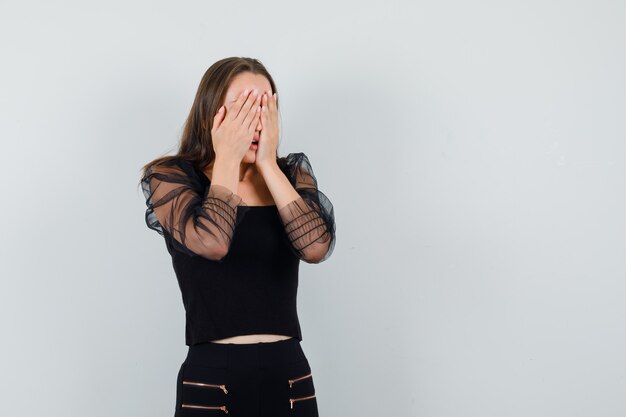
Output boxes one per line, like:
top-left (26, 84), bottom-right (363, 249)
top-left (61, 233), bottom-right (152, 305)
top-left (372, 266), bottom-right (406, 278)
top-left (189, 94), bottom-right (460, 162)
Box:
top-left (141, 159), bottom-right (248, 261)
top-left (278, 152), bottom-right (336, 264)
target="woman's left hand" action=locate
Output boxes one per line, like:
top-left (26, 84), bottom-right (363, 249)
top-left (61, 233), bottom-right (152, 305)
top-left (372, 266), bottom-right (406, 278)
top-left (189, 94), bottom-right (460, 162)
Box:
top-left (255, 92), bottom-right (279, 167)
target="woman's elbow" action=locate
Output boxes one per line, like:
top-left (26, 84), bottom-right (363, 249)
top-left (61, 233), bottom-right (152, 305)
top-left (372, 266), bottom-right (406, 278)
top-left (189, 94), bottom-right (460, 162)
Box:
top-left (300, 241), bottom-right (332, 264)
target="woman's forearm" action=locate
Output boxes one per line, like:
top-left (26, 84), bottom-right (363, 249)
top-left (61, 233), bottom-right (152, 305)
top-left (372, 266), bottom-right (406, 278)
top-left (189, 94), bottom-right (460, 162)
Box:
top-left (258, 160), bottom-right (302, 210)
top-left (211, 156), bottom-right (243, 194)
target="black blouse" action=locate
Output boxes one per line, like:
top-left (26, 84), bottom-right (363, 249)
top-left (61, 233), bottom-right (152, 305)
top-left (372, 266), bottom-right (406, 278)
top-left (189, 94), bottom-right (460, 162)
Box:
top-left (140, 152), bottom-right (336, 345)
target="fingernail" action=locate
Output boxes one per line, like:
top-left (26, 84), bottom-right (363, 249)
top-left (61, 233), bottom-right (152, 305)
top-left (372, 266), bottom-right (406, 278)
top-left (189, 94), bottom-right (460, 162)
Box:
top-left (243, 89), bottom-right (249, 95)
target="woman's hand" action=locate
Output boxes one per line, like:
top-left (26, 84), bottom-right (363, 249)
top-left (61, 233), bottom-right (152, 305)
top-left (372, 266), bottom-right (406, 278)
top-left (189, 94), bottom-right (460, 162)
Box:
top-left (255, 92), bottom-right (279, 168)
top-left (211, 88), bottom-right (262, 164)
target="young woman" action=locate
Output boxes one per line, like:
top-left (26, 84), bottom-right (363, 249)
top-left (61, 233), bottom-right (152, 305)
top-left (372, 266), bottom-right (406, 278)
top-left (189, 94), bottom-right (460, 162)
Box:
top-left (139, 57), bottom-right (336, 416)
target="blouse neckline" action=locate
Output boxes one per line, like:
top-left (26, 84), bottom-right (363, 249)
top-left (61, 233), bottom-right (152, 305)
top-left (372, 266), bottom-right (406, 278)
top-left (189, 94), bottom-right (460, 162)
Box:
top-left (194, 162), bottom-right (277, 209)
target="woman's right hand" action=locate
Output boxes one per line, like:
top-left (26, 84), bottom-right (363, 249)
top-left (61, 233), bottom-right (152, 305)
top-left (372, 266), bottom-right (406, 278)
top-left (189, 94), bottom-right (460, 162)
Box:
top-left (211, 88), bottom-right (262, 163)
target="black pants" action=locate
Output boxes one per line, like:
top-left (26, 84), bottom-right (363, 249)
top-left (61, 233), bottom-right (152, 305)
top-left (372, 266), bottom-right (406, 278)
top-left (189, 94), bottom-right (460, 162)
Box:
top-left (174, 337), bottom-right (319, 417)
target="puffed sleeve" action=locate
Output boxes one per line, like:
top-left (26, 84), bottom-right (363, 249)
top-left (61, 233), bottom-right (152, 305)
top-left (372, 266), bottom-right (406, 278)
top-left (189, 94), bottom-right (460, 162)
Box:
top-left (278, 152), bottom-right (336, 264)
top-left (141, 158), bottom-right (248, 261)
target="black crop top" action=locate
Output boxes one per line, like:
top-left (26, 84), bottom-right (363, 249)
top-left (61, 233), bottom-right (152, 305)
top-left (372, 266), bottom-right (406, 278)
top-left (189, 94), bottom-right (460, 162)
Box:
top-left (140, 152), bottom-right (336, 346)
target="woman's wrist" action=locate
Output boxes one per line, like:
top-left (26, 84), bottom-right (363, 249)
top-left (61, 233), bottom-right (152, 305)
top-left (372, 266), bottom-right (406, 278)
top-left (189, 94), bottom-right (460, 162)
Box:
top-left (211, 156), bottom-right (241, 192)
top-left (256, 158), bottom-right (279, 176)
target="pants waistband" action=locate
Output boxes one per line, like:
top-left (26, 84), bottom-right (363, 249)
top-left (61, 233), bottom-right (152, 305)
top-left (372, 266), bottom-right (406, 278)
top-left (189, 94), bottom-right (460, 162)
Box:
top-left (185, 337), bottom-right (306, 369)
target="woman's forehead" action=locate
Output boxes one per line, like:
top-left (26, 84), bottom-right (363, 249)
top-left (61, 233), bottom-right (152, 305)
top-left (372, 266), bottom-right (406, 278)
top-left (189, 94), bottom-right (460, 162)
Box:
top-left (227, 85), bottom-right (272, 101)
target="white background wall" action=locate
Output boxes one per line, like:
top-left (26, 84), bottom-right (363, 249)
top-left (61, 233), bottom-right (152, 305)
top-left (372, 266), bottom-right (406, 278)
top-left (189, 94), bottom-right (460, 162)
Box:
top-left (1, 1), bottom-right (625, 416)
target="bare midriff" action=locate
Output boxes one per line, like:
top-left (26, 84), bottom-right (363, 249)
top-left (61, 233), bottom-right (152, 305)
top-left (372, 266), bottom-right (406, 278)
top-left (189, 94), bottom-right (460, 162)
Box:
top-left (209, 334), bottom-right (293, 344)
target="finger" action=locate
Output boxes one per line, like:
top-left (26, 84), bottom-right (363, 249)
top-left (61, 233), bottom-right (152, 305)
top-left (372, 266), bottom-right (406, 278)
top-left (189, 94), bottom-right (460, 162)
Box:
top-left (237, 89), bottom-right (259, 125)
top-left (265, 93), bottom-right (275, 125)
top-left (253, 110), bottom-right (262, 133)
top-left (261, 93), bottom-right (269, 121)
top-left (211, 105), bottom-right (226, 133)
top-left (255, 107), bottom-right (263, 131)
top-left (246, 102), bottom-right (261, 132)
top-left (243, 93), bottom-right (262, 130)
top-left (268, 92), bottom-right (276, 113)
top-left (227, 88), bottom-right (251, 122)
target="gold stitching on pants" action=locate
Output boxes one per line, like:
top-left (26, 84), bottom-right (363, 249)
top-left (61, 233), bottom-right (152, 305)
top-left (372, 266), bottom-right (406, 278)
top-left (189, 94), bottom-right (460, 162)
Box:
top-left (183, 380), bottom-right (228, 394)
top-left (181, 403), bottom-right (228, 413)
top-left (288, 371), bottom-right (315, 409)
top-left (289, 394), bottom-right (316, 409)
top-left (288, 372), bottom-right (312, 388)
